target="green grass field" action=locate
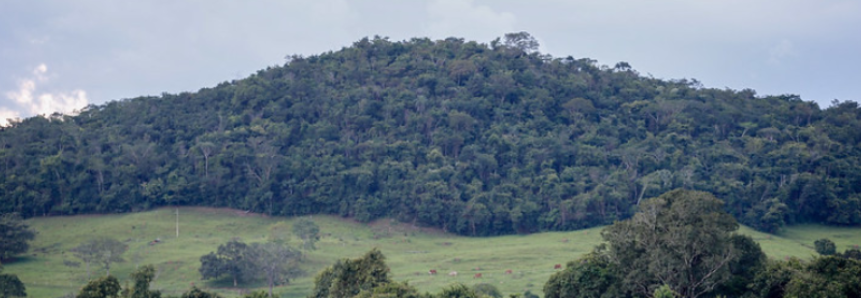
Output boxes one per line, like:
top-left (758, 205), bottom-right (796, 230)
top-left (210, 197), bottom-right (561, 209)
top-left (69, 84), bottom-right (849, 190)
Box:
top-left (5, 207), bottom-right (861, 298)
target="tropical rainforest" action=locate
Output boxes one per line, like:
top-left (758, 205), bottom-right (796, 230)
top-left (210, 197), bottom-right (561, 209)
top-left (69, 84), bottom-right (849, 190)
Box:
top-left (1, 32), bottom-right (860, 236)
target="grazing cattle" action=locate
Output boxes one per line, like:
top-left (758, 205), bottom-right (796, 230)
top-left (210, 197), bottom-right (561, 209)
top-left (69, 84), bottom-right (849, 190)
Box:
top-left (504, 269), bottom-right (513, 274)
top-left (449, 271), bottom-right (458, 276)
top-left (554, 264), bottom-right (562, 269)
top-left (474, 273), bottom-right (482, 279)
top-left (429, 269), bottom-right (437, 275)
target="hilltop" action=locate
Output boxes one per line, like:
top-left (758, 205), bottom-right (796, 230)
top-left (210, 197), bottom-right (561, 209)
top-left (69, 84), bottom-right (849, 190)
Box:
top-left (0, 33), bottom-right (859, 235)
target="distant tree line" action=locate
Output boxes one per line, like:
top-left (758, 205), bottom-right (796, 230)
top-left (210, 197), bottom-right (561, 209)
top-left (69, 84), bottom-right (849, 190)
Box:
top-left (1, 32), bottom-right (860, 236)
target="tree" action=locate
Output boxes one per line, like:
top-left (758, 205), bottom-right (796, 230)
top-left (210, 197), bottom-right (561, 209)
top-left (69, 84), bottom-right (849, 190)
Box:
top-left (0, 263), bottom-right (26, 298)
top-left (199, 239), bottom-right (253, 287)
top-left (815, 238), bottom-right (837, 256)
top-left (76, 275), bottom-right (121, 298)
top-left (74, 237), bottom-right (127, 276)
top-left (128, 265), bottom-right (161, 298)
top-left (502, 32), bottom-right (539, 53)
top-left (198, 252), bottom-right (224, 281)
top-left (601, 189), bottom-right (741, 298)
top-left (471, 283), bottom-right (502, 298)
top-left (543, 252), bottom-right (619, 298)
top-left (0, 213), bottom-right (36, 261)
top-left (71, 239), bottom-right (101, 280)
top-left (293, 218), bottom-right (320, 250)
top-left (436, 284), bottom-right (478, 298)
top-left (309, 248), bottom-right (391, 298)
top-left (247, 242), bottom-right (303, 297)
top-left (181, 286), bottom-right (223, 298)
top-left (353, 281), bottom-right (425, 298)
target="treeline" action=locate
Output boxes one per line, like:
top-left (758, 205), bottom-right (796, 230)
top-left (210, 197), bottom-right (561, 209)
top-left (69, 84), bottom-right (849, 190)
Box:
top-left (1, 32), bottom-right (860, 235)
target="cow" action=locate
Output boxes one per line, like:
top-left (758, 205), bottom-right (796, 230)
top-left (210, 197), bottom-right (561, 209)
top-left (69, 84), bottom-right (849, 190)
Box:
top-left (504, 269), bottom-right (513, 274)
top-left (554, 264), bottom-right (562, 269)
top-left (429, 269), bottom-right (437, 275)
top-left (474, 273), bottom-right (482, 279)
top-left (449, 271), bottom-right (458, 277)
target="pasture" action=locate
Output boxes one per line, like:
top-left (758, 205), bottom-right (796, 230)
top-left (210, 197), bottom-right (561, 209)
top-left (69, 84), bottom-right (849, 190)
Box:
top-left (5, 207), bottom-right (861, 297)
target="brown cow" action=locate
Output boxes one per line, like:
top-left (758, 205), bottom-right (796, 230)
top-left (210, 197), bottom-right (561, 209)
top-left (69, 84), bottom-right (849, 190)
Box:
top-left (554, 264), bottom-right (562, 269)
top-left (504, 269), bottom-right (513, 274)
top-left (429, 269), bottom-right (437, 275)
top-left (473, 273), bottom-right (482, 279)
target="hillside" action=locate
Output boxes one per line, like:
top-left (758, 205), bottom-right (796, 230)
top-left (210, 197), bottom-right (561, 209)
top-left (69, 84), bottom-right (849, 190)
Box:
top-left (8, 208), bottom-right (860, 297)
top-left (1, 33), bottom-right (860, 235)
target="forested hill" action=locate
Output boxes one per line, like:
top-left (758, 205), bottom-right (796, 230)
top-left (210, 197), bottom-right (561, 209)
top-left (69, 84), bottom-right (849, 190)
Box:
top-left (1, 33), bottom-right (860, 235)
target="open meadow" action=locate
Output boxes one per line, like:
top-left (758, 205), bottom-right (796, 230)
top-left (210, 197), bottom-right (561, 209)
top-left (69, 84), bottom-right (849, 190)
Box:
top-left (5, 207), bottom-right (861, 297)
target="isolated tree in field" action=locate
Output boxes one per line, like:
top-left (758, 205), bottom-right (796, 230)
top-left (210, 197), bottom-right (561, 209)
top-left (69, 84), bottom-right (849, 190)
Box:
top-left (199, 239), bottom-right (253, 287)
top-left (76, 275), bottom-right (121, 298)
top-left (247, 242), bottom-right (303, 297)
top-left (601, 189), bottom-right (747, 298)
top-left (0, 213), bottom-right (36, 261)
top-left (292, 218), bottom-right (320, 250)
top-left (815, 238), bottom-right (837, 255)
top-left (74, 237), bottom-right (127, 276)
top-left (0, 262), bottom-right (27, 298)
top-left (72, 239), bottom-right (101, 280)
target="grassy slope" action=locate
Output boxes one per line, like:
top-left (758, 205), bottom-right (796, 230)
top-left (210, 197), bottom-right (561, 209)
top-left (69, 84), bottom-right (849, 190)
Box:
top-left (6, 207), bottom-right (861, 298)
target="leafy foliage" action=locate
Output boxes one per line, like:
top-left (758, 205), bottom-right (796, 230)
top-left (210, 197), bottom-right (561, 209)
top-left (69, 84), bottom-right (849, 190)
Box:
top-left (548, 189), bottom-right (767, 298)
top-left (180, 286), bottom-right (222, 298)
top-left (247, 242), bottom-right (303, 297)
top-left (543, 253), bottom-right (619, 298)
top-left (76, 275), bottom-right (121, 298)
top-left (198, 239), bottom-right (253, 287)
top-left (0, 268), bottom-right (26, 298)
top-left (309, 248), bottom-right (390, 298)
top-left (1, 34), bottom-right (860, 235)
top-left (128, 265), bottom-right (161, 298)
top-left (0, 213), bottom-right (35, 260)
top-left (815, 238), bottom-right (837, 255)
top-left (292, 218), bottom-right (320, 250)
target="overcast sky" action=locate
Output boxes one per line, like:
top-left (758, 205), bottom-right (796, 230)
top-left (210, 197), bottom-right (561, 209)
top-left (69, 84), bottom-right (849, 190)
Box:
top-left (2, 0), bottom-right (860, 126)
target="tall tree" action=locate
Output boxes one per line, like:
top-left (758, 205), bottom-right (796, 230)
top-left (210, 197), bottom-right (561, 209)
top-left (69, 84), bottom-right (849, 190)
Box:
top-left (247, 242), bottom-right (303, 297)
top-left (81, 237), bottom-right (127, 276)
top-left (199, 239), bottom-right (253, 287)
top-left (128, 265), bottom-right (161, 298)
top-left (71, 239), bottom-right (101, 280)
top-left (292, 218), bottom-right (320, 250)
top-left (0, 213), bottom-right (36, 261)
top-left (601, 189), bottom-right (743, 298)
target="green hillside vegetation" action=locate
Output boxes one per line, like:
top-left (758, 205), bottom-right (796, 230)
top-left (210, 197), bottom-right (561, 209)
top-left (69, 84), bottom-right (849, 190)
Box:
top-left (4, 207), bottom-right (860, 297)
top-left (1, 32), bottom-right (859, 237)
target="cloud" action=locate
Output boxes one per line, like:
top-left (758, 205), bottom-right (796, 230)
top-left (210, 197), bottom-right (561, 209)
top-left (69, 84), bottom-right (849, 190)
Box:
top-left (0, 107), bottom-right (20, 127)
top-left (2, 63), bottom-right (88, 126)
top-left (768, 39), bottom-right (798, 65)
top-left (426, 0), bottom-right (516, 42)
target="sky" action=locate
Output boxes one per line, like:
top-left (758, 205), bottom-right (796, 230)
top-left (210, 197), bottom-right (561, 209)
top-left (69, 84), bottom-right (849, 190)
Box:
top-left (2, 0), bottom-right (860, 126)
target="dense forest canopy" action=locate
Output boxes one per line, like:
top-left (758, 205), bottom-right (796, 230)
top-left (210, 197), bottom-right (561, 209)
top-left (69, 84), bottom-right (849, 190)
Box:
top-left (1, 33), bottom-right (859, 236)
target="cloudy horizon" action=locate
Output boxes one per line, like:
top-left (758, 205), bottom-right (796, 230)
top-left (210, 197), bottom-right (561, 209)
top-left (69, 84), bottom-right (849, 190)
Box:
top-left (2, 0), bottom-right (859, 125)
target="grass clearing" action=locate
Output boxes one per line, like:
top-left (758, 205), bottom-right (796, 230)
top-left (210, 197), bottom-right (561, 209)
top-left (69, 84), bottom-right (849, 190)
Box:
top-left (5, 207), bottom-right (861, 297)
